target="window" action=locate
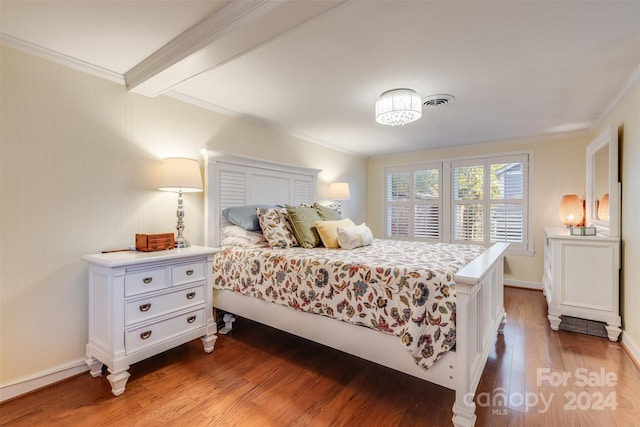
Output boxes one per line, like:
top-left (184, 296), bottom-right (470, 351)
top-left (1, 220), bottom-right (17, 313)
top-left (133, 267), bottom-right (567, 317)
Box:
top-left (490, 159), bottom-right (525, 245)
top-left (386, 164), bottom-right (441, 241)
top-left (385, 152), bottom-right (531, 253)
top-left (452, 155), bottom-right (528, 250)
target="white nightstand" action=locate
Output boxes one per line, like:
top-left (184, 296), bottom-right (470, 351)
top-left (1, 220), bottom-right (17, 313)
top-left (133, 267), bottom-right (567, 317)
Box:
top-left (82, 246), bottom-right (219, 396)
top-left (543, 227), bottom-right (621, 341)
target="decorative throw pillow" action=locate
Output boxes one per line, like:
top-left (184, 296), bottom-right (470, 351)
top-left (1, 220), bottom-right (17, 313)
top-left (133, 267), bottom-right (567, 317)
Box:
top-left (337, 223), bottom-right (374, 249)
top-left (285, 205), bottom-right (324, 248)
top-left (223, 204), bottom-right (275, 231)
top-left (315, 218), bottom-right (356, 249)
top-left (257, 207), bottom-right (298, 248)
top-left (313, 202), bottom-right (342, 221)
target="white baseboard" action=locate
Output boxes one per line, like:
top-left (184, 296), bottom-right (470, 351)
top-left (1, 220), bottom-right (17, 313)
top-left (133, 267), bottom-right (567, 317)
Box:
top-left (622, 331), bottom-right (640, 368)
top-left (0, 358), bottom-right (89, 403)
top-left (504, 279), bottom-right (542, 291)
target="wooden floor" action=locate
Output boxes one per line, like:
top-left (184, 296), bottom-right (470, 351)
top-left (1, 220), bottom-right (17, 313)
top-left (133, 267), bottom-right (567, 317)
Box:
top-left (2, 287), bottom-right (639, 426)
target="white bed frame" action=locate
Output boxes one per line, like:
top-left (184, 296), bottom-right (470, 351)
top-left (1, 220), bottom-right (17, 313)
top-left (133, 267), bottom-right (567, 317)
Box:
top-left (201, 149), bottom-right (508, 427)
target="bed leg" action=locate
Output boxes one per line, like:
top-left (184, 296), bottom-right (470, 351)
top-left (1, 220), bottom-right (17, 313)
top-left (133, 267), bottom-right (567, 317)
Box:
top-left (219, 313), bottom-right (236, 334)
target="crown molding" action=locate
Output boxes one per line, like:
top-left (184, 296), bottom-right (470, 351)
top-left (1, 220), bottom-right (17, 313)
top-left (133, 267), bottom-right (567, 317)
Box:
top-left (0, 33), bottom-right (125, 85)
top-left (594, 62), bottom-right (640, 127)
top-left (165, 90), bottom-right (242, 118)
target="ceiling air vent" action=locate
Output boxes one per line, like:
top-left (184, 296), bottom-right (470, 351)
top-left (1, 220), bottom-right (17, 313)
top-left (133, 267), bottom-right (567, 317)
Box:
top-left (422, 94), bottom-right (455, 108)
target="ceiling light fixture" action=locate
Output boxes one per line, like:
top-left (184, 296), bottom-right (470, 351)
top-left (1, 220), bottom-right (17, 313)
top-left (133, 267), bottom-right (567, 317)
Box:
top-left (375, 88), bottom-right (422, 126)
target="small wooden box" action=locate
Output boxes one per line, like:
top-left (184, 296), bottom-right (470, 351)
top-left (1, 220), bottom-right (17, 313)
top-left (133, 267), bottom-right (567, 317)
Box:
top-left (135, 233), bottom-right (175, 252)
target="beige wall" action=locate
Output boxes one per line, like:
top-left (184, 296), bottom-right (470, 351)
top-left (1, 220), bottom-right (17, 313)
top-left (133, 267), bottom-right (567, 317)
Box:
top-left (368, 135), bottom-right (590, 284)
top-left (0, 46), bottom-right (367, 386)
top-left (594, 80), bottom-right (640, 354)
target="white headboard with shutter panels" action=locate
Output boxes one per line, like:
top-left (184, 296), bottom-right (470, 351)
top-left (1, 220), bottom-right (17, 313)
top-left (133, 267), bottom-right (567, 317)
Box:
top-left (200, 149), bottom-right (321, 247)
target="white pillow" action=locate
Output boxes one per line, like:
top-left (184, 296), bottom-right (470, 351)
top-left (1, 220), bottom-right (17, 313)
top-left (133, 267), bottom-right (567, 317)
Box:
top-left (337, 223), bottom-right (374, 249)
top-left (220, 236), bottom-right (269, 247)
top-left (315, 218), bottom-right (356, 248)
top-left (221, 225), bottom-right (266, 244)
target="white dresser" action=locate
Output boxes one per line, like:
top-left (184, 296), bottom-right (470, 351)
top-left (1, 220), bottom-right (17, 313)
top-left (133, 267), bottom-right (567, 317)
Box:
top-left (83, 246), bottom-right (219, 396)
top-left (543, 227), bottom-right (621, 341)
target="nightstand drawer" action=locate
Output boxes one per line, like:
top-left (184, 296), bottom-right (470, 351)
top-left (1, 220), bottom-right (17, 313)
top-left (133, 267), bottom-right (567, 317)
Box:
top-left (125, 308), bottom-right (206, 354)
top-left (172, 260), bottom-right (205, 286)
top-left (125, 266), bottom-right (171, 296)
top-left (125, 284), bottom-right (206, 326)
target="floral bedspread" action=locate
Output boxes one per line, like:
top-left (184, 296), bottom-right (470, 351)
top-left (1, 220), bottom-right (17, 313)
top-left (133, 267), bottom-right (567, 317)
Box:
top-left (213, 239), bottom-right (486, 370)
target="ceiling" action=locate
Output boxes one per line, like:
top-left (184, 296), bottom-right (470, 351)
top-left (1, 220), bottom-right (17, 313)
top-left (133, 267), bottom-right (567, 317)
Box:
top-left (1, 1), bottom-right (639, 157)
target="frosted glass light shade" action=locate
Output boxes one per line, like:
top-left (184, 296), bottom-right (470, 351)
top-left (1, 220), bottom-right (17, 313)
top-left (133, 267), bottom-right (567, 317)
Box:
top-left (158, 157), bottom-right (203, 192)
top-left (329, 182), bottom-right (351, 200)
top-left (559, 194), bottom-right (584, 226)
top-left (375, 89), bottom-right (422, 126)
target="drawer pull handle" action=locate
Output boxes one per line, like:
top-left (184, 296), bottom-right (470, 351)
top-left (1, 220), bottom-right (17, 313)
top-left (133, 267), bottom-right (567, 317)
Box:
top-left (140, 330), bottom-right (152, 340)
top-left (187, 316), bottom-right (197, 324)
top-left (139, 303), bottom-right (151, 312)
top-left (143, 277), bottom-right (153, 284)
top-left (186, 292), bottom-right (196, 300)
top-left (186, 269), bottom-right (194, 276)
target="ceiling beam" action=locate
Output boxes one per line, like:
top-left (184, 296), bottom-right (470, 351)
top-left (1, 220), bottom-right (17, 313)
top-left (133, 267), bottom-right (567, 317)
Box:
top-left (125, 0), bottom-right (346, 97)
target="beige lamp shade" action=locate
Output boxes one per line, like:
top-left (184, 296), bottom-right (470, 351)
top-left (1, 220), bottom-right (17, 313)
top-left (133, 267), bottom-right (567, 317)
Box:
top-left (158, 157), bottom-right (203, 192)
top-left (559, 194), bottom-right (584, 226)
top-left (329, 182), bottom-right (351, 200)
top-left (597, 193), bottom-right (610, 221)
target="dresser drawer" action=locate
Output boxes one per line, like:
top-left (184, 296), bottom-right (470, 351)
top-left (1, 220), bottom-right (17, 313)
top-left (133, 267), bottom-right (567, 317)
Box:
top-left (125, 266), bottom-right (171, 296)
top-left (125, 284), bottom-right (206, 326)
top-left (125, 308), bottom-right (206, 354)
top-left (172, 260), bottom-right (206, 286)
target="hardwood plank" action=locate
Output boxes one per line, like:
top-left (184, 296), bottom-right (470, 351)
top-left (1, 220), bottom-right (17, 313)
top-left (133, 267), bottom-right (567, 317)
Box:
top-left (1, 288), bottom-right (639, 426)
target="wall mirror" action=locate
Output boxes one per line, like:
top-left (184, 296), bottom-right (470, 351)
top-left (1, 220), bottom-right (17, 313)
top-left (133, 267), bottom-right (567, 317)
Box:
top-left (586, 126), bottom-right (619, 236)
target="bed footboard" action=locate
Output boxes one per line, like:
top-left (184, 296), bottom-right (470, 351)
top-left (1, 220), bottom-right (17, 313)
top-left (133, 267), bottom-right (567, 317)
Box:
top-left (452, 242), bottom-right (509, 427)
top-left (213, 242), bottom-right (508, 427)
top-left (212, 242), bottom-right (508, 427)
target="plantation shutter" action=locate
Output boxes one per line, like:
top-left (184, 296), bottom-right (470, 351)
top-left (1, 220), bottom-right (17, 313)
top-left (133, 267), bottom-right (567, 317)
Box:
top-left (384, 153), bottom-right (530, 253)
top-left (489, 155), bottom-right (527, 249)
top-left (413, 168), bottom-right (441, 240)
top-left (452, 163), bottom-right (484, 243)
top-left (385, 165), bottom-right (441, 240)
top-left (386, 169), bottom-right (410, 238)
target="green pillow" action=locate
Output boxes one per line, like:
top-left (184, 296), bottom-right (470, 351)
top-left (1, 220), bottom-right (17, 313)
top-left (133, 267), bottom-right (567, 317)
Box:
top-left (285, 205), bottom-right (324, 248)
top-left (313, 202), bottom-right (342, 221)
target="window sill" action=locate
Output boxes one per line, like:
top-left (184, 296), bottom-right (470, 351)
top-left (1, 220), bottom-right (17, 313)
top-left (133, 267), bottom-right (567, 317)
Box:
top-left (505, 248), bottom-right (535, 257)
